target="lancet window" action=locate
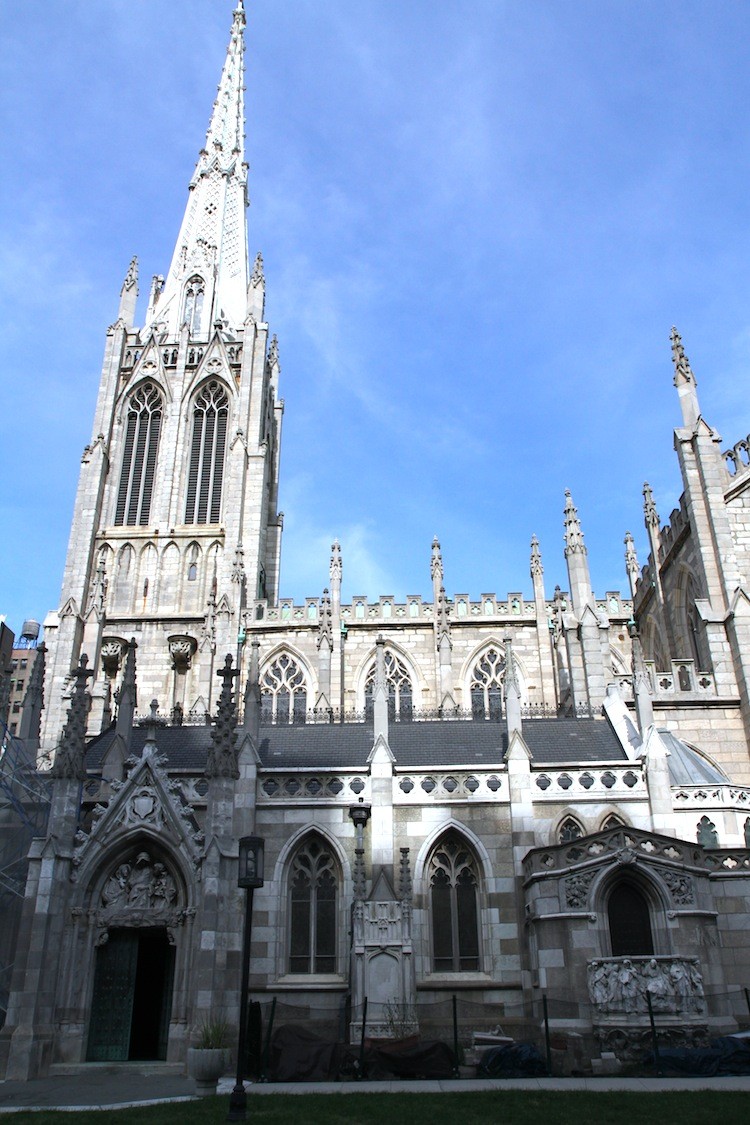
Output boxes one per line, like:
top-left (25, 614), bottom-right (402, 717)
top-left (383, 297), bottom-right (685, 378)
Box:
top-left (288, 837), bottom-right (338, 974)
top-left (183, 276), bottom-right (205, 335)
top-left (364, 648), bottom-right (413, 719)
top-left (184, 380), bottom-right (229, 525)
top-left (470, 648), bottom-right (505, 720)
top-left (114, 382), bottom-right (163, 526)
top-left (428, 833), bottom-right (480, 972)
top-left (260, 652), bottom-right (308, 723)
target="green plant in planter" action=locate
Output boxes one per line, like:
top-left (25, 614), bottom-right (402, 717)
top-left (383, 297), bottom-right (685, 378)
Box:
top-left (195, 1018), bottom-right (230, 1050)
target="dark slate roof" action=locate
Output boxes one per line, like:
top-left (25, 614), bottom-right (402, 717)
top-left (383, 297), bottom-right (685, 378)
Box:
top-left (85, 717), bottom-right (627, 773)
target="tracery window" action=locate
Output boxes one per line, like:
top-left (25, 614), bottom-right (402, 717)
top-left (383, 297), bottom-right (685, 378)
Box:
top-left (428, 834), bottom-right (480, 972)
top-left (184, 380), bottom-right (229, 525)
top-left (288, 838), bottom-right (337, 974)
top-left (115, 382), bottom-right (163, 526)
top-left (364, 649), bottom-right (413, 719)
top-left (601, 814), bottom-right (625, 831)
top-left (470, 648), bottom-right (505, 720)
top-left (558, 816), bottom-right (584, 844)
top-left (261, 652), bottom-right (307, 723)
top-left (183, 276), bottom-right (205, 335)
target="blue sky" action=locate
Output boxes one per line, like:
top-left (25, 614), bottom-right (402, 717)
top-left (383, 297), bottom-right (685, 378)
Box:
top-left (2, 1), bottom-right (750, 637)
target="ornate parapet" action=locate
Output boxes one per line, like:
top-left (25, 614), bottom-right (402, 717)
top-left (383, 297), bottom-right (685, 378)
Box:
top-left (588, 956), bottom-right (705, 1019)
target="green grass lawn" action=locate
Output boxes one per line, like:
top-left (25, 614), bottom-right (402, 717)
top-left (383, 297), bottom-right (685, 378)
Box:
top-left (5, 1091), bottom-right (749, 1125)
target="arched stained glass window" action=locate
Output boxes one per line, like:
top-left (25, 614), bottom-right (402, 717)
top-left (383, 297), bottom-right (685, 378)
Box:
top-left (470, 648), bottom-right (505, 720)
top-left (364, 649), bottom-right (413, 720)
top-left (115, 382), bottom-right (163, 526)
top-left (183, 276), bottom-right (205, 335)
top-left (184, 380), bottom-right (228, 525)
top-left (288, 838), bottom-right (338, 974)
top-left (261, 653), bottom-right (307, 723)
top-left (428, 834), bottom-right (480, 972)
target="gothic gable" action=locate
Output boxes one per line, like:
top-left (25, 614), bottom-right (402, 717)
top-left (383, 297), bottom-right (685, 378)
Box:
top-left (72, 745), bottom-right (203, 887)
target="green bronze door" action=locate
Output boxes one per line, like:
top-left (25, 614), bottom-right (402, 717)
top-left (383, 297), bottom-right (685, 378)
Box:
top-left (87, 929), bottom-right (139, 1061)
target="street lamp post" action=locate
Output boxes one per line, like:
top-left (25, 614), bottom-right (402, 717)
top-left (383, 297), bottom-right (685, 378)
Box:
top-left (227, 835), bottom-right (265, 1123)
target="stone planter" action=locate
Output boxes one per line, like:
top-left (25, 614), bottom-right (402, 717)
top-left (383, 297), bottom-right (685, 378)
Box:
top-left (187, 1047), bottom-right (229, 1096)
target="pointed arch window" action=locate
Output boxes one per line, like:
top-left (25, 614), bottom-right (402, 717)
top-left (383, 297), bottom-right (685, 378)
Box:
top-left (261, 652), bottom-right (307, 723)
top-left (428, 833), bottom-right (480, 972)
top-left (183, 276), bottom-right (205, 335)
top-left (470, 648), bottom-right (505, 720)
top-left (607, 880), bottom-right (654, 957)
top-left (288, 838), bottom-right (338, 974)
top-left (115, 382), bottom-right (163, 526)
top-left (184, 380), bottom-right (228, 525)
top-left (558, 816), bottom-right (584, 844)
top-left (364, 649), bottom-right (413, 720)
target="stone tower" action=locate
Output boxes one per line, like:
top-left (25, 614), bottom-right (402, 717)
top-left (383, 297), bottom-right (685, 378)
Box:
top-left (40, 1), bottom-right (283, 754)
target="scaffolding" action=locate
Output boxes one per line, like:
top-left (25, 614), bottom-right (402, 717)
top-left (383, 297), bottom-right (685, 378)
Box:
top-left (0, 721), bottom-right (51, 1023)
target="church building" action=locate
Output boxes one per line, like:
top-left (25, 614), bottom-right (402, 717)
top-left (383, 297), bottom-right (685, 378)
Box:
top-left (3, 1), bottom-right (750, 1079)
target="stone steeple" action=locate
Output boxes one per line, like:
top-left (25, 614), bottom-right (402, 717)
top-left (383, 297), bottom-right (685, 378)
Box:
top-left (145, 2), bottom-right (249, 335)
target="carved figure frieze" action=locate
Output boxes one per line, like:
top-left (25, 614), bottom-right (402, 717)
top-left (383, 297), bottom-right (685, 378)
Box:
top-left (98, 848), bottom-right (180, 932)
top-left (588, 956), bottom-right (705, 1017)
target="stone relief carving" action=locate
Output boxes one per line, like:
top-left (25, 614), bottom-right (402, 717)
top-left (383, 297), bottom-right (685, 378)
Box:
top-left (662, 869), bottom-right (695, 905)
top-left (588, 956), bottom-right (705, 1016)
top-left (564, 869), bottom-right (597, 908)
top-left (96, 848), bottom-right (182, 939)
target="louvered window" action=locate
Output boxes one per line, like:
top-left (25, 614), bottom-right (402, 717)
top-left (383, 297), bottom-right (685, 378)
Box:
top-left (185, 381), bottom-right (229, 524)
top-left (114, 382), bottom-right (163, 526)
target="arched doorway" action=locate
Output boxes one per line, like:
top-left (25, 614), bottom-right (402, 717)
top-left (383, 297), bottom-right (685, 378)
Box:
top-left (87, 927), bottom-right (175, 1061)
top-left (85, 846), bottom-right (183, 1062)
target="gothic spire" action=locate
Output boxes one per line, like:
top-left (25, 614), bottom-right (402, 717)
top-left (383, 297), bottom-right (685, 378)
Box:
top-left (671, 326), bottom-right (700, 428)
top-left (50, 656), bottom-right (94, 780)
top-left (145, 2), bottom-right (249, 336)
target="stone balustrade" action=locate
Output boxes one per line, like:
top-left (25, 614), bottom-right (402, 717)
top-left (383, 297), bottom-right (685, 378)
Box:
top-left (531, 765), bottom-right (644, 800)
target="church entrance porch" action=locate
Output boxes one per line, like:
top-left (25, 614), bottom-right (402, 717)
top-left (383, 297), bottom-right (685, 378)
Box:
top-left (87, 928), bottom-right (175, 1062)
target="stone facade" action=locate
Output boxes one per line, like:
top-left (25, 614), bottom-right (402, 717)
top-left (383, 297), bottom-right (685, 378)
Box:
top-left (4, 1), bottom-right (750, 1081)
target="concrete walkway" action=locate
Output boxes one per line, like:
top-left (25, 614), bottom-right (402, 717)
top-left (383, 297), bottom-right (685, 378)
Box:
top-left (1, 1070), bottom-right (750, 1112)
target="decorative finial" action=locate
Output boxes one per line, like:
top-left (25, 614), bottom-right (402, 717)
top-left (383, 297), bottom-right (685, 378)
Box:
top-left (121, 256), bottom-right (138, 294)
top-left (563, 490), bottom-right (586, 557)
top-left (206, 654), bottom-right (240, 778)
top-left (251, 251), bottom-right (264, 286)
top-left (643, 482), bottom-right (659, 529)
top-left (50, 655), bottom-right (94, 780)
top-left (670, 326), bottom-right (696, 388)
top-left (530, 534), bottom-right (543, 578)
top-left (430, 537), bottom-right (443, 585)
top-left (329, 540), bottom-right (342, 586)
